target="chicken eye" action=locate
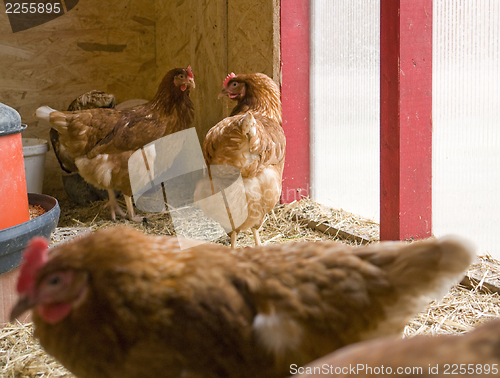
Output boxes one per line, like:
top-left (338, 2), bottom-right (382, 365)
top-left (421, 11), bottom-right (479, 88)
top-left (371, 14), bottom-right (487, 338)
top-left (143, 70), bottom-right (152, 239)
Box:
top-left (47, 275), bottom-right (61, 286)
top-left (179, 74), bottom-right (185, 79)
top-left (232, 82), bottom-right (238, 87)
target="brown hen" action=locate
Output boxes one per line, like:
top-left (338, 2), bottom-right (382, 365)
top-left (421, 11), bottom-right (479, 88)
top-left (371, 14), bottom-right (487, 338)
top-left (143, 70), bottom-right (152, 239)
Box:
top-left (37, 67), bottom-right (195, 158)
top-left (219, 72), bottom-right (282, 124)
top-left (293, 318), bottom-right (500, 377)
top-left (197, 73), bottom-right (285, 247)
top-left (74, 144), bottom-right (155, 221)
top-left (50, 90), bottom-right (117, 174)
top-left (11, 228), bottom-right (474, 378)
top-left (37, 67), bottom-right (195, 220)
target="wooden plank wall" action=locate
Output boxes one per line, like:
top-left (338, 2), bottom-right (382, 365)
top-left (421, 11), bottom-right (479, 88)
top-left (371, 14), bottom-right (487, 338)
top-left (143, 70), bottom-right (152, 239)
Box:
top-left (0, 0), bottom-right (156, 198)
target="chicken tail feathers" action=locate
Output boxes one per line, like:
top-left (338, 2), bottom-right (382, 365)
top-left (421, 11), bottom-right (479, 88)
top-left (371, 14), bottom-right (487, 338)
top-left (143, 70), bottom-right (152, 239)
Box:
top-left (35, 106), bottom-right (57, 122)
top-left (388, 235), bottom-right (475, 299)
top-left (356, 236), bottom-right (475, 338)
top-left (37, 106), bottom-right (68, 130)
top-left (435, 235), bottom-right (476, 272)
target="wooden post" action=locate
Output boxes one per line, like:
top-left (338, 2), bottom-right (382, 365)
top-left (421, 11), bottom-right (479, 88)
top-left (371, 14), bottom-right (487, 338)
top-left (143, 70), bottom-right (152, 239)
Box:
top-left (380, 0), bottom-right (433, 240)
top-left (280, 0), bottom-right (310, 203)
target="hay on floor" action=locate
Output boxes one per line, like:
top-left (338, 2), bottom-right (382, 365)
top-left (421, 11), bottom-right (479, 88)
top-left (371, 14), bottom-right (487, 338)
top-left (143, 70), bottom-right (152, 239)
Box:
top-left (1, 198), bottom-right (499, 377)
top-left (0, 322), bottom-right (73, 377)
top-left (55, 197), bottom-right (379, 247)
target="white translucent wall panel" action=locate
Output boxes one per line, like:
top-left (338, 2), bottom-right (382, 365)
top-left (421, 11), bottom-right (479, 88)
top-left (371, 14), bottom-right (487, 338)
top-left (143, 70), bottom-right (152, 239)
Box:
top-left (311, 0), bottom-right (380, 221)
top-left (433, 0), bottom-right (500, 258)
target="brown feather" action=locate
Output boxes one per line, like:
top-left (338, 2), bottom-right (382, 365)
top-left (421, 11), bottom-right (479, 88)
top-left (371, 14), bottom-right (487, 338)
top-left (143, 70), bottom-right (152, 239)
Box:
top-left (227, 73), bottom-right (282, 124)
top-left (295, 318), bottom-right (500, 378)
top-left (14, 228), bottom-right (474, 378)
top-left (203, 113), bottom-right (285, 176)
top-left (40, 68), bottom-right (194, 160)
top-left (39, 68), bottom-right (195, 220)
top-left (199, 73), bottom-right (285, 245)
top-left (75, 152), bottom-right (134, 197)
top-left (50, 127), bottom-right (78, 173)
top-left (50, 90), bottom-right (117, 173)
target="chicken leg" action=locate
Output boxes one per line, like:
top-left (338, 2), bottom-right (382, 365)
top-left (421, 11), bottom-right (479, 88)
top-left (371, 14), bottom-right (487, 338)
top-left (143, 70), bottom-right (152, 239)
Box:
top-left (252, 228), bottom-right (262, 246)
top-left (104, 190), bottom-right (126, 221)
top-left (230, 231), bottom-right (237, 248)
top-left (104, 191), bottom-right (142, 222)
top-left (230, 228), bottom-right (262, 248)
top-left (124, 195), bottom-right (144, 222)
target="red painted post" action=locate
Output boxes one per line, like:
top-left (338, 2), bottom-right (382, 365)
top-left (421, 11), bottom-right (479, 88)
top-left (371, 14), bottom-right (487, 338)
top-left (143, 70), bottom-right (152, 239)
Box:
top-left (380, 0), bottom-right (433, 240)
top-left (280, 0), bottom-right (310, 203)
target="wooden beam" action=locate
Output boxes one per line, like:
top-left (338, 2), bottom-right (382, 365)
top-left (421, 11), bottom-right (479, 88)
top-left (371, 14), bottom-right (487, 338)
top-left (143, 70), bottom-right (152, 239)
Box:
top-left (280, 0), bottom-right (310, 203)
top-left (380, 0), bottom-right (433, 240)
top-left (461, 258), bottom-right (500, 295)
top-left (292, 214), bottom-right (371, 245)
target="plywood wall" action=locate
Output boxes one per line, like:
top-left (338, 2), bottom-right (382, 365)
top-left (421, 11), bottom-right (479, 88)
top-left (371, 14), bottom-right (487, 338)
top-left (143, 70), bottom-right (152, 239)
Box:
top-left (155, 0), bottom-right (228, 142)
top-left (228, 0), bottom-right (276, 74)
top-left (0, 0), bottom-right (156, 198)
top-left (155, 0), bottom-right (278, 140)
top-left (0, 0), bottom-right (278, 199)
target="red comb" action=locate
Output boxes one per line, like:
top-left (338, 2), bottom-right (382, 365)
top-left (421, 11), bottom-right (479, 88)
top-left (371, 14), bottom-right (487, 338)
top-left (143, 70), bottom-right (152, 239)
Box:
top-left (187, 66), bottom-right (194, 79)
top-left (223, 72), bottom-right (236, 88)
top-left (16, 237), bottom-right (49, 295)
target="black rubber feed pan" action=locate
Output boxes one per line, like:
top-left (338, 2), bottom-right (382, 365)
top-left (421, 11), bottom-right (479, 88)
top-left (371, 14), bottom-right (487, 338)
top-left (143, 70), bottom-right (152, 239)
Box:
top-left (0, 193), bottom-right (60, 274)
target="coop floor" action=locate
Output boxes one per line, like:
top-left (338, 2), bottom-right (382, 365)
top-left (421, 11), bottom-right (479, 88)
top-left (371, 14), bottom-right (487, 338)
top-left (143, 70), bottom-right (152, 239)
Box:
top-left (1, 198), bottom-right (499, 377)
top-left (55, 196), bottom-right (380, 247)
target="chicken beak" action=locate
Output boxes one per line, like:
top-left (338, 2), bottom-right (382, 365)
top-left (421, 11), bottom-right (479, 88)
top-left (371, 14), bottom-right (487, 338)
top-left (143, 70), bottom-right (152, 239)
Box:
top-left (218, 88), bottom-right (228, 99)
top-left (187, 78), bottom-right (196, 89)
top-left (10, 295), bottom-right (36, 322)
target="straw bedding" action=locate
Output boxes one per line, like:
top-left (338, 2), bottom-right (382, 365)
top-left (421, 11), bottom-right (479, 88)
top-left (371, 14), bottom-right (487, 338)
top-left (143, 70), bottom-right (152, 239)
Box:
top-left (1, 197), bottom-right (498, 377)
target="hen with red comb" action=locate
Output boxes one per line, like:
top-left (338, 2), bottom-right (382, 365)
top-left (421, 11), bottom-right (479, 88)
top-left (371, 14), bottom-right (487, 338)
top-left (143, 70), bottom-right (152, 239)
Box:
top-left (198, 72), bottom-right (285, 247)
top-left (35, 66), bottom-right (195, 222)
top-left (218, 72), bottom-right (281, 124)
top-left (16, 237), bottom-right (49, 295)
top-left (8, 226), bottom-right (475, 378)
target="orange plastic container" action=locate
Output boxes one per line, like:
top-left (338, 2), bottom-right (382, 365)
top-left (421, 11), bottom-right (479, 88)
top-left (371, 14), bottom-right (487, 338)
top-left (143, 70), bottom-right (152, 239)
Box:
top-left (0, 103), bottom-right (29, 230)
